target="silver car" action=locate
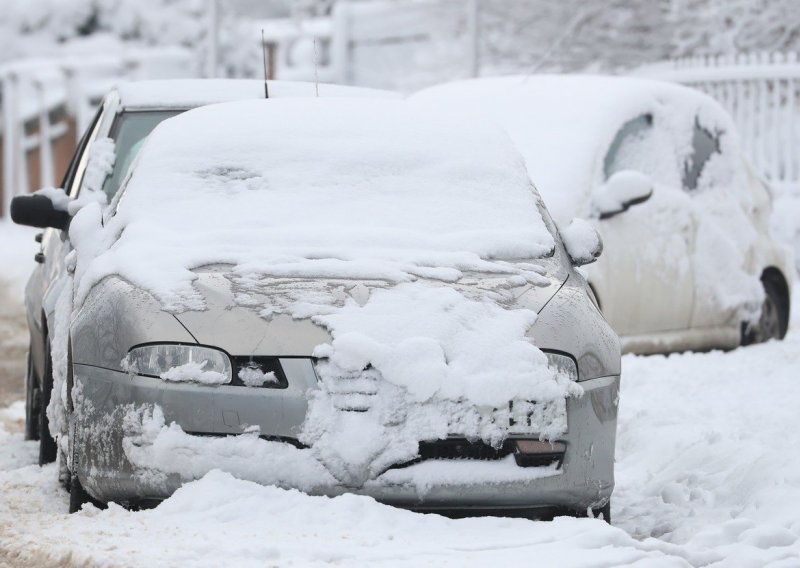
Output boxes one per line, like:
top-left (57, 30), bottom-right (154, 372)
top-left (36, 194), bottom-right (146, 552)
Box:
top-left (11, 81), bottom-right (620, 520)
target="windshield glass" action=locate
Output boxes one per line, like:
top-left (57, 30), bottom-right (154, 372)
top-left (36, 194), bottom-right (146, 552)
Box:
top-left (103, 110), bottom-right (181, 200)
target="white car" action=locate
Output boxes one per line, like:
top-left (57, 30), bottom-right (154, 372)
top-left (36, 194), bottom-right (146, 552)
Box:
top-left (414, 75), bottom-right (793, 354)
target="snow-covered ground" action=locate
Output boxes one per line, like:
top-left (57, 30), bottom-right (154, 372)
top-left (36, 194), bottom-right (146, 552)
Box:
top-left (1, 217), bottom-right (799, 566)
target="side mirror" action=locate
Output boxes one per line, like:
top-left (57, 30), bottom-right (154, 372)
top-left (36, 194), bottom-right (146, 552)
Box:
top-left (10, 194), bottom-right (70, 230)
top-left (591, 170), bottom-right (653, 220)
top-left (561, 218), bottom-right (603, 266)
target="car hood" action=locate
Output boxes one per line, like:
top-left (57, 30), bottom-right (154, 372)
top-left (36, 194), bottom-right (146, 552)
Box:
top-left (173, 264), bottom-right (568, 357)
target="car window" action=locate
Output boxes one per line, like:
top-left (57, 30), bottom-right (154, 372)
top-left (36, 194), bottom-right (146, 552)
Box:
top-left (62, 103), bottom-right (106, 197)
top-left (603, 114), bottom-right (652, 180)
top-left (683, 119), bottom-right (720, 190)
top-left (102, 110), bottom-right (181, 200)
top-left (602, 114), bottom-right (682, 188)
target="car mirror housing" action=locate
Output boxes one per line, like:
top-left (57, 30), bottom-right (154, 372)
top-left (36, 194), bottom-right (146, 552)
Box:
top-left (560, 218), bottom-right (603, 267)
top-left (591, 170), bottom-right (654, 220)
top-left (10, 194), bottom-right (70, 231)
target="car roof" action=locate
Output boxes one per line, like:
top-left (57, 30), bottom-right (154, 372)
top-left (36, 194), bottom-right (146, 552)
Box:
top-left (413, 74), bottom-right (733, 223)
top-left (114, 79), bottom-right (399, 111)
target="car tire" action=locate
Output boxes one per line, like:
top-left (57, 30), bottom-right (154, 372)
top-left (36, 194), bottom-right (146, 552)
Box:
top-left (38, 339), bottom-right (58, 466)
top-left (68, 474), bottom-right (91, 514)
top-left (564, 502), bottom-right (611, 524)
top-left (742, 274), bottom-right (789, 345)
top-left (593, 502), bottom-right (611, 524)
top-left (24, 351), bottom-right (40, 441)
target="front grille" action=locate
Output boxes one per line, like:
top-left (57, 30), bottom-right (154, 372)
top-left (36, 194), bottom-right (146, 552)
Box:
top-left (389, 439), bottom-right (515, 470)
top-left (390, 438), bottom-right (565, 470)
top-left (228, 356), bottom-right (288, 389)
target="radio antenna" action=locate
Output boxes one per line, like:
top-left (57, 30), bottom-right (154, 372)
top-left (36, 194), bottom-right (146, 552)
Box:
top-left (261, 29), bottom-right (270, 99)
top-left (313, 37), bottom-right (319, 97)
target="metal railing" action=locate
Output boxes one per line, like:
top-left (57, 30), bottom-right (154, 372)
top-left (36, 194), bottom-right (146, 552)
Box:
top-left (638, 53), bottom-right (800, 193)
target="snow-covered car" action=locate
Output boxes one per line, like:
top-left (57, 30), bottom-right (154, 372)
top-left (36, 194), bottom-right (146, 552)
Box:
top-left (414, 76), bottom-right (794, 354)
top-left (11, 88), bottom-right (620, 521)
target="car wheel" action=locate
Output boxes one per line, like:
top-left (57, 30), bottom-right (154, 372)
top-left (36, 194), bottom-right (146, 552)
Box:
top-left (24, 351), bottom-right (40, 441)
top-left (68, 474), bottom-right (91, 514)
top-left (564, 501), bottom-right (611, 524)
top-left (593, 502), bottom-right (611, 524)
top-left (38, 339), bottom-right (58, 465)
top-left (743, 274), bottom-right (789, 345)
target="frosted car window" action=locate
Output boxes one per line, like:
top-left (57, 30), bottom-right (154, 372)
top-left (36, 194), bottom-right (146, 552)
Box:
top-left (603, 114), bottom-right (681, 188)
top-left (102, 110), bottom-right (181, 200)
top-left (684, 120), bottom-right (720, 191)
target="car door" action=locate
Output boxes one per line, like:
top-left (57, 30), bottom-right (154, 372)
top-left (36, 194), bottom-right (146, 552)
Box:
top-left (683, 117), bottom-right (763, 332)
top-left (32, 101), bottom-right (113, 337)
top-left (588, 113), bottom-right (697, 338)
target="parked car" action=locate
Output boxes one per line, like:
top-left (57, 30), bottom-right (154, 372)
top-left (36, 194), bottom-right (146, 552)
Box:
top-left (11, 86), bottom-right (620, 521)
top-left (414, 76), bottom-right (793, 354)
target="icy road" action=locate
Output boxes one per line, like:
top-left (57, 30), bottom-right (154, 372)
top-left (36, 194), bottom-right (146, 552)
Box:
top-left (0, 227), bottom-right (798, 566)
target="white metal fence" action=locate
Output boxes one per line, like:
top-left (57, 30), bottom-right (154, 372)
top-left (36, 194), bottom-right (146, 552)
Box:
top-left (638, 53), bottom-right (800, 194)
top-left (0, 48), bottom-right (194, 217)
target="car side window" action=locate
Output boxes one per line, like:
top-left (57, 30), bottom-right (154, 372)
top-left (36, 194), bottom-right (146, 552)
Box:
top-left (64, 103), bottom-right (107, 198)
top-left (683, 119), bottom-right (720, 190)
top-left (603, 113), bottom-right (684, 189)
top-left (603, 114), bottom-right (653, 180)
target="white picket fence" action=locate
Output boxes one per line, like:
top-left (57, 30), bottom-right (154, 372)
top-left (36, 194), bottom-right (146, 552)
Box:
top-left (0, 48), bottom-right (194, 217)
top-left (638, 53), bottom-right (800, 194)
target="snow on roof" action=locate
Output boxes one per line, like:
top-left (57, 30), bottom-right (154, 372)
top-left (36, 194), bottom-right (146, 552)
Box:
top-left (413, 74), bottom-right (732, 224)
top-left (115, 79), bottom-right (399, 110)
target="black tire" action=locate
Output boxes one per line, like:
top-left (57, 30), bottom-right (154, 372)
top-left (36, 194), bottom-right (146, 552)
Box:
top-left (38, 339), bottom-right (58, 466)
top-left (68, 474), bottom-right (90, 514)
top-left (593, 502), bottom-right (611, 524)
top-left (565, 501), bottom-right (611, 524)
top-left (742, 274), bottom-right (789, 345)
top-left (24, 351), bottom-right (40, 441)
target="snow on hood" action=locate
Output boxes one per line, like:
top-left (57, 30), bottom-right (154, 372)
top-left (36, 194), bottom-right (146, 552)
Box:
top-left (413, 74), bottom-right (736, 225)
top-left (66, 97), bottom-right (575, 485)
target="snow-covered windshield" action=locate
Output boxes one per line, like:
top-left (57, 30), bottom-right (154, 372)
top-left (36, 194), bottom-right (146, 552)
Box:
top-left (91, 98), bottom-right (556, 310)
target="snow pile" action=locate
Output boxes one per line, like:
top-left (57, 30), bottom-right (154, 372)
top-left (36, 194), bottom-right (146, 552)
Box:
top-left (302, 283), bottom-right (577, 484)
top-left (159, 362), bottom-right (228, 385)
top-left (237, 366), bottom-right (278, 387)
top-left (312, 284), bottom-right (571, 408)
top-left (615, 326), bottom-right (800, 565)
top-left (0, 468), bottom-right (691, 568)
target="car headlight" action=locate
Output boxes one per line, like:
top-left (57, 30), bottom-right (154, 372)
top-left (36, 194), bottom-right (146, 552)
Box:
top-left (125, 344), bottom-right (232, 385)
top-left (545, 352), bottom-right (579, 382)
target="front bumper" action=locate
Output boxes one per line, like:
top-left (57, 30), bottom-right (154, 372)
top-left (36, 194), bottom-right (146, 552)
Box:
top-left (73, 361), bottom-right (618, 513)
